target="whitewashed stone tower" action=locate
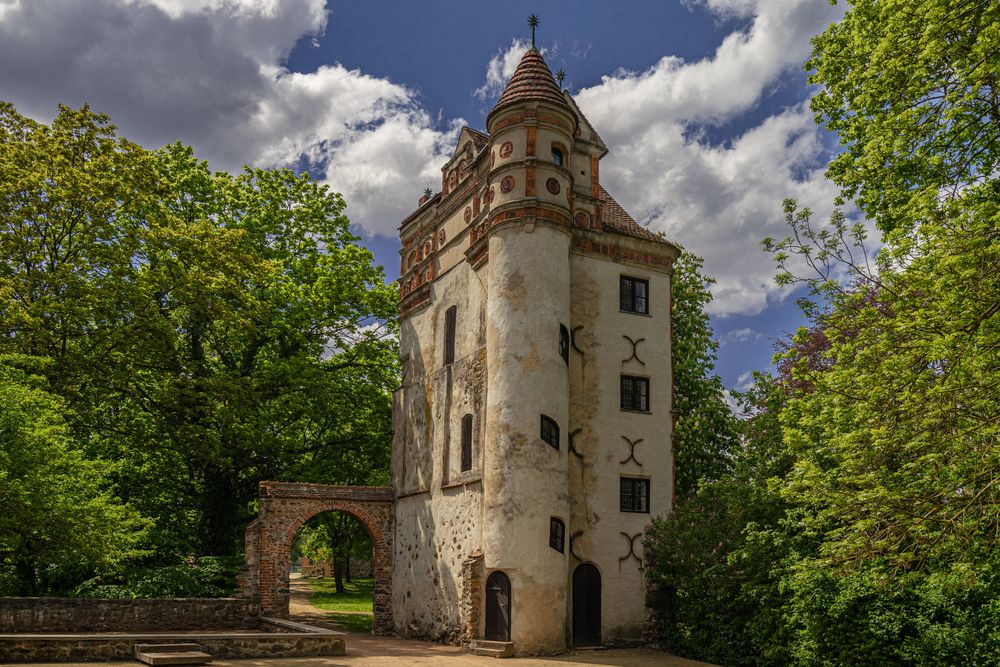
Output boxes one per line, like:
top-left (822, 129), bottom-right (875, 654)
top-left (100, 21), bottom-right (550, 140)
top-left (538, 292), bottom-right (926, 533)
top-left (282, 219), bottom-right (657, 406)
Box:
top-left (391, 43), bottom-right (680, 655)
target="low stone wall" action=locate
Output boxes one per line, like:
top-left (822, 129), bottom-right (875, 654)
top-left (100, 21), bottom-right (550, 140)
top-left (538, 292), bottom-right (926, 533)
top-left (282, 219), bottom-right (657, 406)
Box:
top-left (0, 629), bottom-right (346, 663)
top-left (0, 597), bottom-right (259, 633)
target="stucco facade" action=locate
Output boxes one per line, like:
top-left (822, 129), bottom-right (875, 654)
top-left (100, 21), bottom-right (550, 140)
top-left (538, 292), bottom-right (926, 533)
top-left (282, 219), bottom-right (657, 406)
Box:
top-left (391, 46), bottom-right (680, 655)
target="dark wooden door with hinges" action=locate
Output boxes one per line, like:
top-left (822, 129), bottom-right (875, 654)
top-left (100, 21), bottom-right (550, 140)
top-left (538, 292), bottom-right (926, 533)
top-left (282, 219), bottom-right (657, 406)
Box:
top-left (484, 570), bottom-right (511, 641)
top-left (572, 563), bottom-right (602, 647)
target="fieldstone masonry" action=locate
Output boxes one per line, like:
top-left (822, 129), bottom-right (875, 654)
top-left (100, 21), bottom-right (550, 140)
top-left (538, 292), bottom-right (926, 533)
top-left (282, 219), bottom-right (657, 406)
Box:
top-left (237, 482), bottom-right (395, 634)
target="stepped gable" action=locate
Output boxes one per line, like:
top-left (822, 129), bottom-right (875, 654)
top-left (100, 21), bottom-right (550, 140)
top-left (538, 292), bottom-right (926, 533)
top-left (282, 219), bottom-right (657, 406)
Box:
top-left (598, 185), bottom-right (670, 245)
top-left (489, 47), bottom-right (572, 118)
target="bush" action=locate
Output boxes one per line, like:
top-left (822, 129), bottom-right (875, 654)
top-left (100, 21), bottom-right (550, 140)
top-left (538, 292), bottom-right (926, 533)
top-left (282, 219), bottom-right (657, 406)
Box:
top-left (75, 556), bottom-right (241, 599)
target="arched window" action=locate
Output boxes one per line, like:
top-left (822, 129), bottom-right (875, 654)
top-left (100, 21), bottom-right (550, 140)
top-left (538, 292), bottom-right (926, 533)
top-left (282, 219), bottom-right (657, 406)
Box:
top-left (551, 147), bottom-right (564, 167)
top-left (460, 414), bottom-right (473, 472)
top-left (549, 517), bottom-right (565, 552)
top-left (540, 415), bottom-right (559, 450)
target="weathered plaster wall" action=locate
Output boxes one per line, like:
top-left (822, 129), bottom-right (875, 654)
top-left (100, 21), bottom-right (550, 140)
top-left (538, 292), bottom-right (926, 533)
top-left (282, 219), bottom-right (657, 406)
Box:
top-left (392, 257), bottom-right (488, 642)
top-left (568, 246), bottom-right (674, 643)
top-left (483, 220), bottom-right (572, 655)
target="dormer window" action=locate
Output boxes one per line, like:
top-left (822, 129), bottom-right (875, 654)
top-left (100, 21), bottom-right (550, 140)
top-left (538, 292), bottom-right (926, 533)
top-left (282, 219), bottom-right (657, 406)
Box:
top-left (551, 147), bottom-right (564, 167)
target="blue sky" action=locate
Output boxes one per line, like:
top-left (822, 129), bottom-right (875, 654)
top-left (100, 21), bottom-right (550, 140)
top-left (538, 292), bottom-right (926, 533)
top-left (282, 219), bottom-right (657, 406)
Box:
top-left (0, 0), bottom-right (846, 392)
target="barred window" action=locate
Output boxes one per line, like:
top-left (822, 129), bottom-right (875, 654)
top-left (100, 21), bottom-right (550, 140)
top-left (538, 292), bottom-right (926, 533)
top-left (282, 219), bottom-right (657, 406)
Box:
top-left (559, 324), bottom-right (570, 364)
top-left (620, 276), bottom-right (649, 314)
top-left (540, 415), bottom-right (559, 450)
top-left (460, 414), bottom-right (473, 472)
top-left (620, 477), bottom-right (650, 513)
top-left (620, 375), bottom-right (650, 412)
top-left (549, 517), bottom-right (565, 552)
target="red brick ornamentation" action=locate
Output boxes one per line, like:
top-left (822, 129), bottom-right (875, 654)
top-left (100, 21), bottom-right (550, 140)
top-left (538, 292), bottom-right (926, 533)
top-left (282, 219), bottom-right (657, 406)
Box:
top-left (237, 482), bottom-right (396, 635)
top-left (526, 127), bottom-right (536, 157)
top-left (525, 166), bottom-right (536, 196)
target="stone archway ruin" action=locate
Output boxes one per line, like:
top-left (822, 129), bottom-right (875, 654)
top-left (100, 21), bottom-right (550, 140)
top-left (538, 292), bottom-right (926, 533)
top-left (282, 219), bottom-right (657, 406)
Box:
top-left (237, 482), bottom-right (395, 634)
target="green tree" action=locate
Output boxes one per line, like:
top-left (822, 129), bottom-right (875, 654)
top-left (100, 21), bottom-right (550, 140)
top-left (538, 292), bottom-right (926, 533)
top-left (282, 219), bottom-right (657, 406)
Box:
top-left (296, 512), bottom-right (373, 594)
top-left (0, 102), bottom-right (398, 576)
top-left (671, 252), bottom-right (738, 497)
top-left (0, 356), bottom-right (146, 595)
top-left (808, 0), bottom-right (1000, 235)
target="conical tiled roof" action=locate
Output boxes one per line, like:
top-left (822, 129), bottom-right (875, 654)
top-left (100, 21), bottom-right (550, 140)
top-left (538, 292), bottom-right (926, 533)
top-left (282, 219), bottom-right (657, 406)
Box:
top-left (489, 48), bottom-right (572, 121)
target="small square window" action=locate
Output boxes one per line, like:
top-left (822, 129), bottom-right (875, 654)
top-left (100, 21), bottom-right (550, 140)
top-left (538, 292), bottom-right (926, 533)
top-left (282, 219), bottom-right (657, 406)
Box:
top-left (620, 276), bottom-right (649, 314)
top-left (621, 375), bottom-right (650, 412)
top-left (540, 415), bottom-right (559, 450)
top-left (620, 478), bottom-right (650, 513)
top-left (549, 517), bottom-right (565, 552)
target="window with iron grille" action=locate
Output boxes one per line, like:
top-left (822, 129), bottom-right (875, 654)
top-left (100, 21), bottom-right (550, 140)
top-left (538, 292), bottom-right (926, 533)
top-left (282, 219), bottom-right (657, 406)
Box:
top-left (620, 477), bottom-right (650, 513)
top-left (540, 415), bottom-right (559, 450)
top-left (460, 414), bottom-right (473, 472)
top-left (549, 517), bottom-right (565, 552)
top-left (444, 305), bottom-right (457, 365)
top-left (559, 324), bottom-right (569, 364)
top-left (620, 375), bottom-right (650, 412)
top-left (620, 276), bottom-right (649, 314)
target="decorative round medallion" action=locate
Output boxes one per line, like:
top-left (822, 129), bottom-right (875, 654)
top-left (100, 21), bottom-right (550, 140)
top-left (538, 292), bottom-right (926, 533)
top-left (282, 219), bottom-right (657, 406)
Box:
top-left (546, 177), bottom-right (561, 195)
top-left (448, 171), bottom-right (458, 188)
top-left (423, 241), bottom-right (432, 257)
top-left (575, 211), bottom-right (591, 228)
top-left (488, 187), bottom-right (495, 202)
top-left (491, 152), bottom-right (496, 168)
top-left (464, 207), bottom-right (472, 223)
top-left (499, 141), bottom-right (513, 158)
top-left (439, 229), bottom-right (447, 244)
top-left (500, 175), bottom-right (515, 194)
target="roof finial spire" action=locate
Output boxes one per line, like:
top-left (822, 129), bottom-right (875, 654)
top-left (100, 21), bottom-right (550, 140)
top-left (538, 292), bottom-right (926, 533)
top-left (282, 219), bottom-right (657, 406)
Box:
top-left (555, 68), bottom-right (566, 89)
top-left (527, 14), bottom-right (540, 49)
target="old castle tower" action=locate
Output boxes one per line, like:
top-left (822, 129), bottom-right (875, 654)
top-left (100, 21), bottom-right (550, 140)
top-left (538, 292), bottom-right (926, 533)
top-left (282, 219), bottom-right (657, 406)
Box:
top-left (391, 44), bottom-right (680, 655)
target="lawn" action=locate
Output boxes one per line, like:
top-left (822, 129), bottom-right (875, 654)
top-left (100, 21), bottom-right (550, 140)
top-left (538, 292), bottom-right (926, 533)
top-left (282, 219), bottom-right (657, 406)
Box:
top-left (309, 576), bottom-right (373, 612)
top-left (308, 577), bottom-right (374, 633)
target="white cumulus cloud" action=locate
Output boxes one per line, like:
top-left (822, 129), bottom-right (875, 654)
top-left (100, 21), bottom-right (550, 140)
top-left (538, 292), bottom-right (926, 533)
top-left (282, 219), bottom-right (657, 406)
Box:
top-left (0, 0), bottom-right (455, 237)
top-left (575, 0), bottom-right (844, 316)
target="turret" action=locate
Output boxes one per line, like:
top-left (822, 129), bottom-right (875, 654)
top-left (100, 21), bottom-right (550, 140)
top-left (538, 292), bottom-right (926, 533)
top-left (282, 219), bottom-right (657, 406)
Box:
top-left (479, 46), bottom-right (577, 654)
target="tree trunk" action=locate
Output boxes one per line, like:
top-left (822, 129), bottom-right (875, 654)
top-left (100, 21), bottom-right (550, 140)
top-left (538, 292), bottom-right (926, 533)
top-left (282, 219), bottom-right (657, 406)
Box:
top-left (333, 557), bottom-right (345, 594)
top-left (345, 556), bottom-right (352, 583)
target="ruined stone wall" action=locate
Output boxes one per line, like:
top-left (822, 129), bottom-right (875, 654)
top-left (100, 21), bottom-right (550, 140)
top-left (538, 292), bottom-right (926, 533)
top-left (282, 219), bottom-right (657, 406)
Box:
top-left (0, 597), bottom-right (259, 632)
top-left (568, 244), bottom-right (675, 643)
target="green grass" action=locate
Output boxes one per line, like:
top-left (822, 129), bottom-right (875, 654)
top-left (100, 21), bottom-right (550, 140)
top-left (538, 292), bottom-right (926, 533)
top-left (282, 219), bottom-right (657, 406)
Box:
top-left (324, 612), bottom-right (373, 633)
top-left (309, 577), bottom-right (373, 613)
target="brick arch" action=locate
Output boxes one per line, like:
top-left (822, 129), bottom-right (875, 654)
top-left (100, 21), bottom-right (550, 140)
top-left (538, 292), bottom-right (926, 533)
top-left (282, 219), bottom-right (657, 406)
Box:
top-left (237, 482), bottom-right (395, 634)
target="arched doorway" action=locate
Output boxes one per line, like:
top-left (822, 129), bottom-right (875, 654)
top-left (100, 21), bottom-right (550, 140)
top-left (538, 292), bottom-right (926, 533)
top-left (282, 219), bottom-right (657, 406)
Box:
top-left (484, 571), bottom-right (511, 641)
top-left (236, 482), bottom-right (394, 634)
top-left (572, 563), bottom-right (601, 647)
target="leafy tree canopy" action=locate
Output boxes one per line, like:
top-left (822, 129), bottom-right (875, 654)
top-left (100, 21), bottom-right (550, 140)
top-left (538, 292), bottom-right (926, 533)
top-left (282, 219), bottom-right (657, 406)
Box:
top-left (0, 102), bottom-right (398, 588)
top-left (808, 0), bottom-right (1000, 235)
